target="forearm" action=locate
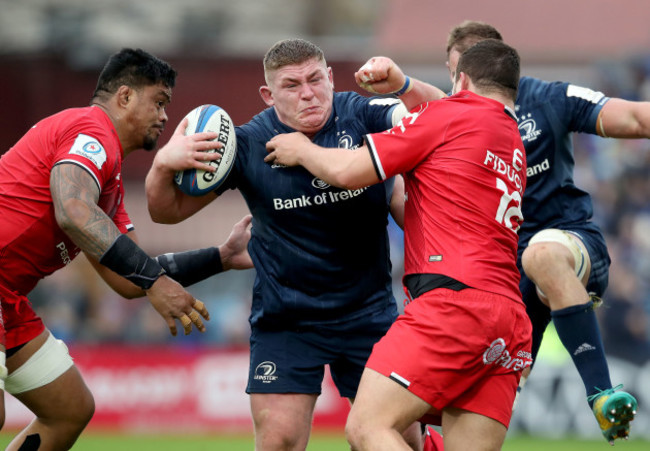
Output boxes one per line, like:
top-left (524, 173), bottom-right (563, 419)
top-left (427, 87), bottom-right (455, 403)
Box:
top-left (155, 247), bottom-right (223, 287)
top-left (297, 144), bottom-right (378, 190)
top-left (144, 162), bottom-right (188, 224)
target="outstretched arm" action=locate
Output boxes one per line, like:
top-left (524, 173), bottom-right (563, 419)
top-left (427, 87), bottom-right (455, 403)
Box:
top-left (264, 132), bottom-right (379, 190)
top-left (597, 98), bottom-right (650, 138)
top-left (88, 213), bottom-right (253, 295)
top-left (355, 57), bottom-right (447, 111)
top-left (51, 163), bottom-right (209, 336)
top-left (145, 117), bottom-right (224, 224)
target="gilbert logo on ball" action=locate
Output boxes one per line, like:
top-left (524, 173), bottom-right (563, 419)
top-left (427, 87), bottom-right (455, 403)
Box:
top-left (175, 104), bottom-right (237, 196)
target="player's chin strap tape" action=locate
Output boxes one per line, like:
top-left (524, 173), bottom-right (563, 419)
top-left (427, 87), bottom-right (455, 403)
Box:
top-left (155, 247), bottom-right (223, 287)
top-left (99, 234), bottom-right (166, 290)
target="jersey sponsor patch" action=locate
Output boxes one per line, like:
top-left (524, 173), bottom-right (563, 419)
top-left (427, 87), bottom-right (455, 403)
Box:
top-left (69, 134), bottom-right (107, 170)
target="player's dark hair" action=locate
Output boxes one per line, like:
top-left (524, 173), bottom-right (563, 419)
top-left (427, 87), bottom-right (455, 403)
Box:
top-left (455, 39), bottom-right (520, 101)
top-left (446, 20), bottom-right (503, 56)
top-left (92, 48), bottom-right (177, 101)
top-left (263, 38), bottom-right (326, 78)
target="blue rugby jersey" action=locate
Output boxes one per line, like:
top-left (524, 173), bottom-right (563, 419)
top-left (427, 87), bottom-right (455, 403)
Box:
top-left (515, 76), bottom-right (609, 245)
top-left (218, 92), bottom-right (401, 328)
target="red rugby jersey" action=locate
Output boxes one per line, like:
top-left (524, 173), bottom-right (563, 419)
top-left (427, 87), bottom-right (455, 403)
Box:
top-left (366, 91), bottom-right (526, 304)
top-left (0, 106), bottom-right (133, 295)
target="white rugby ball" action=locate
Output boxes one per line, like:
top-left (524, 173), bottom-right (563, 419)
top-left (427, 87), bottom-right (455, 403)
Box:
top-left (174, 104), bottom-right (237, 196)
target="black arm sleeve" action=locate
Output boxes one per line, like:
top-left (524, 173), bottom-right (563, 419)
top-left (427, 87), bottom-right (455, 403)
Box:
top-left (155, 247), bottom-right (223, 287)
top-left (99, 234), bottom-right (166, 290)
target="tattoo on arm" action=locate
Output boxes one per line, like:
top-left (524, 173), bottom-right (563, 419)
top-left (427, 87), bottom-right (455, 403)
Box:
top-left (50, 163), bottom-right (121, 260)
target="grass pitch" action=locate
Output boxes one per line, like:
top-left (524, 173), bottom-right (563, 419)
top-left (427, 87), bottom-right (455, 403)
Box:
top-left (0, 432), bottom-right (648, 450)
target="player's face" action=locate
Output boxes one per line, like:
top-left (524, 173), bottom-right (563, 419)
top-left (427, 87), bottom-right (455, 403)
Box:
top-left (263, 58), bottom-right (334, 138)
top-left (127, 83), bottom-right (171, 151)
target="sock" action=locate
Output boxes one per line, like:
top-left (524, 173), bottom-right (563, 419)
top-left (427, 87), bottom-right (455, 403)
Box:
top-left (551, 301), bottom-right (612, 406)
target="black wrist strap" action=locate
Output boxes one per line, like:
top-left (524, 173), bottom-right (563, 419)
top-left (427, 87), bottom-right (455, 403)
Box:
top-left (155, 247), bottom-right (223, 287)
top-left (99, 234), bottom-right (166, 290)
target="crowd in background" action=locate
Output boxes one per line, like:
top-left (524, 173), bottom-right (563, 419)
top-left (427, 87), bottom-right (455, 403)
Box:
top-left (25, 57), bottom-right (650, 365)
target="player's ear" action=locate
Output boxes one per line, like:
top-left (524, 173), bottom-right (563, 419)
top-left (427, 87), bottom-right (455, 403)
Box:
top-left (116, 85), bottom-right (132, 108)
top-left (458, 72), bottom-right (471, 91)
top-left (327, 66), bottom-right (334, 88)
top-left (259, 85), bottom-right (274, 106)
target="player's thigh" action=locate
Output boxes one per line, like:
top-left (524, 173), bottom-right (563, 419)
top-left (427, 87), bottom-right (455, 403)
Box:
top-left (441, 407), bottom-right (507, 451)
top-left (13, 366), bottom-right (93, 422)
top-left (348, 368), bottom-right (430, 432)
top-left (6, 330), bottom-right (93, 421)
top-left (329, 305), bottom-right (396, 398)
top-left (250, 392), bottom-right (317, 432)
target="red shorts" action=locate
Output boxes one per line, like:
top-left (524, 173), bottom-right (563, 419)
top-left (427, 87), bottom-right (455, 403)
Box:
top-left (0, 283), bottom-right (45, 350)
top-left (366, 288), bottom-right (532, 428)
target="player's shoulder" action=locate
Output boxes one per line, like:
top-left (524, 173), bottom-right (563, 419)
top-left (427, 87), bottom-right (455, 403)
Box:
top-left (518, 76), bottom-right (566, 98)
top-left (333, 90), bottom-right (400, 109)
top-left (36, 106), bottom-right (117, 151)
top-left (236, 107), bottom-right (276, 140)
top-left (518, 76), bottom-right (607, 111)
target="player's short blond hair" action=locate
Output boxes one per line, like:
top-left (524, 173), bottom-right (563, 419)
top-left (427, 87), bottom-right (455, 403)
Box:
top-left (263, 38), bottom-right (326, 84)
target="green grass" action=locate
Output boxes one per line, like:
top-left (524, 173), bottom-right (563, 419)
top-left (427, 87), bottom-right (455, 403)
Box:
top-left (0, 431), bottom-right (648, 450)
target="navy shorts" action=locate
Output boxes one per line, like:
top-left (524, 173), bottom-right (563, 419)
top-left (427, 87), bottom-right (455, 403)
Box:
top-left (246, 303), bottom-right (397, 398)
top-left (518, 222), bottom-right (611, 360)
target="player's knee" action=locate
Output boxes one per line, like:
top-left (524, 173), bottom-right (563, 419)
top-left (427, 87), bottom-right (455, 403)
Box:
top-left (254, 417), bottom-right (306, 450)
top-left (525, 229), bottom-right (588, 281)
top-left (522, 241), bottom-right (558, 277)
top-left (345, 412), bottom-right (370, 450)
top-left (68, 388), bottom-right (95, 426)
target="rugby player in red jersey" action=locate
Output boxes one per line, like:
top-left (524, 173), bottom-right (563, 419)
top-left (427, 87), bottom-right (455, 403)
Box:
top-left (0, 48), bottom-right (252, 450)
top-left (265, 39), bottom-right (531, 451)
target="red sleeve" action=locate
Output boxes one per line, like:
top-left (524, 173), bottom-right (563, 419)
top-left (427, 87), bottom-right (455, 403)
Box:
top-left (366, 102), bottom-right (443, 180)
top-left (112, 202), bottom-right (134, 234)
top-left (53, 126), bottom-right (119, 192)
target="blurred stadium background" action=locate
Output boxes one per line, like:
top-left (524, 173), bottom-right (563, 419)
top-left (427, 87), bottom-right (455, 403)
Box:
top-left (1, 0), bottom-right (650, 447)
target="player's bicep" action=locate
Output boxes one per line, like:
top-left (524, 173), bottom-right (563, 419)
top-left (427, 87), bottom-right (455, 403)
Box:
top-left (598, 98), bottom-right (650, 138)
top-left (50, 162), bottom-right (101, 222)
top-left (50, 162), bottom-right (121, 259)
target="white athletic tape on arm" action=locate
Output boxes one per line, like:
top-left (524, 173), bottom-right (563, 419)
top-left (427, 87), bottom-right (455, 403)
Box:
top-left (391, 103), bottom-right (408, 126)
top-left (5, 334), bottom-right (74, 394)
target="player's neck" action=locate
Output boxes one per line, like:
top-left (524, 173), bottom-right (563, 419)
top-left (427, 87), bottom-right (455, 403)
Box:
top-left (90, 101), bottom-right (137, 157)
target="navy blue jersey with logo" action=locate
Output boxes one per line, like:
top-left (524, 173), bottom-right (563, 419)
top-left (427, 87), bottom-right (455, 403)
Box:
top-left (516, 76), bottom-right (609, 244)
top-left (515, 76), bottom-right (613, 359)
top-left (218, 91), bottom-right (400, 328)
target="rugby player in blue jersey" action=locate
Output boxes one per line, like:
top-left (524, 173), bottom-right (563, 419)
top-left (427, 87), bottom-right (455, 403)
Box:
top-left (145, 38), bottom-right (445, 451)
top-left (443, 20), bottom-right (640, 445)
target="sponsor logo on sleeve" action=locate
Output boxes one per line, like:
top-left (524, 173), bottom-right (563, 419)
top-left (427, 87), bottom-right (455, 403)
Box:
top-left (69, 134), bottom-right (107, 170)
